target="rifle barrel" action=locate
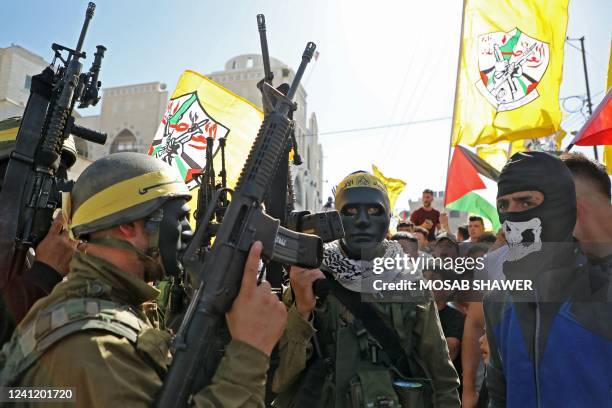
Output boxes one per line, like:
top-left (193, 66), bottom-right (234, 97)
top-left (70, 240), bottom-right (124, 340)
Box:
top-left (257, 14), bottom-right (273, 82)
top-left (75, 2), bottom-right (96, 54)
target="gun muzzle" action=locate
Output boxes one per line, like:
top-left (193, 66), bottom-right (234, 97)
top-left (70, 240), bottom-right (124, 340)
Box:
top-left (257, 14), bottom-right (266, 30)
top-left (75, 2), bottom-right (96, 54)
top-left (286, 42), bottom-right (316, 103)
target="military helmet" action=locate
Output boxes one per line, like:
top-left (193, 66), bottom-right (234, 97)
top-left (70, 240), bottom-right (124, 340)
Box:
top-left (70, 152), bottom-right (191, 237)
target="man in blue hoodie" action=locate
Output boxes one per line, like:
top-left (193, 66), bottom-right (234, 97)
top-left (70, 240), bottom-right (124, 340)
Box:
top-left (484, 151), bottom-right (612, 408)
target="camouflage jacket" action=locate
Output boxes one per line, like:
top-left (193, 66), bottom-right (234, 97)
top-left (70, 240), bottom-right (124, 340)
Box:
top-left (0, 251), bottom-right (269, 407)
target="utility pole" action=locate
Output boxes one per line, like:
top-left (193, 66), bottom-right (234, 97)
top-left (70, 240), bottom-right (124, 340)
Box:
top-left (567, 36), bottom-right (599, 160)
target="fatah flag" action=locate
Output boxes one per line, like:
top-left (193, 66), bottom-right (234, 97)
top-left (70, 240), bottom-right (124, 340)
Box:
top-left (372, 164), bottom-right (406, 214)
top-left (445, 145), bottom-right (501, 230)
top-left (451, 0), bottom-right (569, 146)
top-left (149, 70), bottom-right (263, 223)
top-left (476, 140), bottom-right (526, 171)
top-left (570, 90), bottom-right (612, 147)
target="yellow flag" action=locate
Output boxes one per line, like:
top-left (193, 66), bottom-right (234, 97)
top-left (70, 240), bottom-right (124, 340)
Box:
top-left (452, 0), bottom-right (569, 146)
top-left (604, 146), bottom-right (612, 175)
top-left (477, 140), bottom-right (525, 171)
top-left (603, 43), bottom-right (612, 174)
top-left (372, 165), bottom-right (406, 213)
top-left (149, 70), bottom-right (263, 224)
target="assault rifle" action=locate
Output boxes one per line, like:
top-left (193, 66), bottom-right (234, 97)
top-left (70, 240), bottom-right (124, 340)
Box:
top-left (156, 42), bottom-right (320, 408)
top-left (0, 2), bottom-right (107, 288)
top-left (257, 14), bottom-right (344, 294)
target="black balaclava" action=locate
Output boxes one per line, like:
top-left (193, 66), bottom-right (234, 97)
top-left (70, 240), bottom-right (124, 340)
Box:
top-left (154, 198), bottom-right (193, 279)
top-left (335, 186), bottom-right (390, 260)
top-left (497, 151), bottom-right (576, 278)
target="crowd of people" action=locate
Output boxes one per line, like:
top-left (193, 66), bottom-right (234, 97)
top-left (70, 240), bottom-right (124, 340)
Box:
top-left (0, 145), bottom-right (610, 407)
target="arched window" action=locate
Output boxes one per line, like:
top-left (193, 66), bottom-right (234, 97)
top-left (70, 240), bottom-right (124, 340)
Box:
top-left (110, 129), bottom-right (139, 153)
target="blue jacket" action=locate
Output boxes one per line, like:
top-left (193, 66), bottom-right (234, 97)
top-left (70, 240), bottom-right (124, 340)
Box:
top-left (483, 254), bottom-right (612, 408)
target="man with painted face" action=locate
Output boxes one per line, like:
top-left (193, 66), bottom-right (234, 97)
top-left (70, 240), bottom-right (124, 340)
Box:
top-left (0, 153), bottom-right (288, 407)
top-left (483, 151), bottom-right (612, 408)
top-left (273, 171), bottom-right (460, 407)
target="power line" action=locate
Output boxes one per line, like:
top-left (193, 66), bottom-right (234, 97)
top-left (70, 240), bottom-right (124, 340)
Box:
top-left (308, 90), bottom-right (604, 138)
top-left (306, 115), bottom-right (452, 137)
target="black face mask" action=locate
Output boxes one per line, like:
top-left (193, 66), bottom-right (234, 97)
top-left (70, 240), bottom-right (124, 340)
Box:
top-left (156, 199), bottom-right (193, 278)
top-left (497, 151), bottom-right (576, 271)
top-left (336, 187), bottom-right (390, 260)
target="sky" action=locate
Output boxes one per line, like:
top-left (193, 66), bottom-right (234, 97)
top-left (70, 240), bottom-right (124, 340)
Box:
top-left (1, 0), bottom-right (610, 211)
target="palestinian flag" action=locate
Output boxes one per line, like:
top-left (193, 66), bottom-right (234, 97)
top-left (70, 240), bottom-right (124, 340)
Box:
top-left (445, 145), bottom-right (501, 230)
top-left (569, 89), bottom-right (612, 147)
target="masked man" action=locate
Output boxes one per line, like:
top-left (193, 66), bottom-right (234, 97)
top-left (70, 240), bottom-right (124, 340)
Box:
top-left (273, 171), bottom-right (460, 407)
top-left (484, 152), bottom-right (612, 408)
top-left (0, 153), bottom-right (287, 407)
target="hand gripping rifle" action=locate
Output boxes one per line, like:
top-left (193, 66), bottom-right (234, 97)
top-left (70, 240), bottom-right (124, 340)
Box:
top-left (156, 42), bottom-right (319, 408)
top-left (0, 2), bottom-right (107, 287)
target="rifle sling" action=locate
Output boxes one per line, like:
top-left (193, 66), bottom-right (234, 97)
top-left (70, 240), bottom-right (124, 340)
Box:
top-left (322, 270), bottom-right (412, 376)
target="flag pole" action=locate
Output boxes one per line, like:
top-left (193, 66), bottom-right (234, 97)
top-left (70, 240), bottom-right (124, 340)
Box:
top-left (565, 36), bottom-right (598, 160)
top-left (445, 0), bottom-right (466, 209)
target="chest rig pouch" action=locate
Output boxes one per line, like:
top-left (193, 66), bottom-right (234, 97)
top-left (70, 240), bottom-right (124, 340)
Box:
top-left (0, 295), bottom-right (169, 386)
top-left (313, 271), bottom-right (432, 407)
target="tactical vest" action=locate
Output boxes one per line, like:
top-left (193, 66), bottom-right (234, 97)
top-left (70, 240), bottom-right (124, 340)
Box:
top-left (277, 295), bottom-right (432, 408)
top-left (0, 297), bottom-right (151, 386)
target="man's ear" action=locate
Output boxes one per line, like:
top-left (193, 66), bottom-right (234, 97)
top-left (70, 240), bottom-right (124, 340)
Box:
top-left (117, 222), bottom-right (138, 239)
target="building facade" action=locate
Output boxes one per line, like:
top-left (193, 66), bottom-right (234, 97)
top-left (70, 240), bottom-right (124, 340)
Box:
top-left (1, 46), bottom-right (323, 211)
top-left (76, 82), bottom-right (168, 160)
top-left (207, 54), bottom-right (323, 211)
top-left (0, 44), bottom-right (168, 170)
top-left (0, 45), bottom-right (48, 120)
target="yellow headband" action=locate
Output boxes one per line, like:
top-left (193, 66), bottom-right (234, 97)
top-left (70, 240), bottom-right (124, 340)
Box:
top-left (334, 172), bottom-right (388, 202)
top-left (69, 171), bottom-right (189, 234)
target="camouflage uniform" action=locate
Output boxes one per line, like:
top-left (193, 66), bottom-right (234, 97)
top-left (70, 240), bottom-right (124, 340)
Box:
top-left (0, 252), bottom-right (269, 407)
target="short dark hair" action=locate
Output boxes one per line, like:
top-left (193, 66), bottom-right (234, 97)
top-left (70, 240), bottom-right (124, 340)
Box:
top-left (392, 232), bottom-right (417, 242)
top-left (467, 243), bottom-right (491, 257)
top-left (561, 152), bottom-right (611, 199)
top-left (457, 225), bottom-right (469, 240)
top-left (468, 216), bottom-right (484, 226)
top-left (476, 232), bottom-right (496, 244)
top-left (423, 189), bottom-right (434, 195)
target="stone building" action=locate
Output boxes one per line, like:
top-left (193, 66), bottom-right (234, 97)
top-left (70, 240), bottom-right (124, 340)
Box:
top-left (76, 82), bottom-right (168, 160)
top-left (0, 44), bottom-right (167, 172)
top-left (0, 45), bottom-right (47, 120)
top-left (1, 46), bottom-right (323, 212)
top-left (207, 54), bottom-right (323, 211)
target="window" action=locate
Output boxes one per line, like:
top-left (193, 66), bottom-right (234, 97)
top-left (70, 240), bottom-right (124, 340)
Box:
top-left (247, 57), bottom-right (253, 68)
top-left (231, 60), bottom-right (237, 69)
top-left (282, 68), bottom-right (290, 78)
top-left (110, 129), bottom-right (139, 153)
top-left (24, 75), bottom-right (32, 90)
